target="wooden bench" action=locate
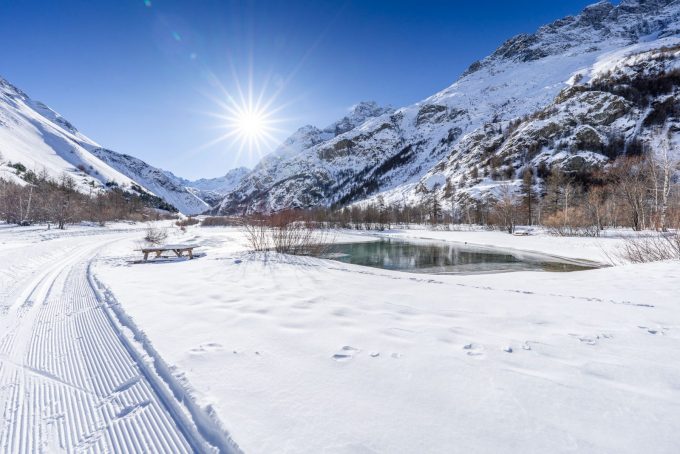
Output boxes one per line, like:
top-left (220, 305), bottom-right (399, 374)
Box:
top-left (139, 244), bottom-right (196, 261)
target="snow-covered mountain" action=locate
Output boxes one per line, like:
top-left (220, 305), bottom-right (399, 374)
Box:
top-left (215, 0), bottom-right (680, 214)
top-left (163, 167), bottom-right (250, 206)
top-left (215, 101), bottom-right (395, 213)
top-left (0, 76), bottom-right (209, 215)
top-left (90, 149), bottom-right (210, 215)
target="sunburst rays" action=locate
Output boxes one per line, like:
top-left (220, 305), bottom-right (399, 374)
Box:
top-left (194, 67), bottom-right (294, 167)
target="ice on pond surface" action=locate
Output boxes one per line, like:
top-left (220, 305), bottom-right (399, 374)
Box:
top-left (322, 238), bottom-right (599, 274)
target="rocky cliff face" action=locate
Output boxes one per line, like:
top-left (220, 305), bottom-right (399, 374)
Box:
top-left (413, 43), bottom-right (680, 203)
top-left (215, 0), bottom-right (680, 214)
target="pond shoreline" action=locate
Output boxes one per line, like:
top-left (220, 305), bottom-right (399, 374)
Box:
top-left (320, 236), bottom-right (601, 275)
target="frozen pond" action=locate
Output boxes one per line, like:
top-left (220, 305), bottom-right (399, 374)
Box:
top-left (323, 238), bottom-right (599, 274)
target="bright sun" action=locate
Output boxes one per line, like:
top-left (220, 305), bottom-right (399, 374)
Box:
top-left (198, 74), bottom-right (288, 164)
top-left (236, 109), bottom-right (266, 138)
top-left (211, 95), bottom-right (283, 161)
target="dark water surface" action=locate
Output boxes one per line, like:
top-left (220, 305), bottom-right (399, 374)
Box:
top-left (323, 238), bottom-right (598, 274)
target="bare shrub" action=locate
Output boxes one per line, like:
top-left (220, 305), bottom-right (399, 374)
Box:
top-left (144, 225), bottom-right (168, 245)
top-left (201, 216), bottom-right (240, 227)
top-left (175, 217), bottom-right (200, 227)
top-left (617, 233), bottom-right (680, 263)
top-left (242, 217), bottom-right (270, 252)
top-left (543, 208), bottom-right (599, 237)
top-left (271, 212), bottom-right (333, 255)
top-left (241, 211), bottom-right (333, 255)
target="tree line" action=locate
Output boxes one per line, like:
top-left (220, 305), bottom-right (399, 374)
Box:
top-left (0, 167), bottom-right (173, 228)
top-left (290, 151), bottom-right (679, 236)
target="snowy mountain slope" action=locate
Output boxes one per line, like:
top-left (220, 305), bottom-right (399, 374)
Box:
top-left (215, 0), bottom-right (680, 214)
top-left (0, 76), bottom-right (208, 214)
top-left (0, 77), bottom-right (140, 191)
top-left (175, 167), bottom-right (250, 193)
top-left (382, 36), bottom-right (680, 206)
top-left (90, 149), bottom-right (210, 215)
top-left (163, 167), bottom-right (250, 207)
top-left (215, 101), bottom-right (395, 213)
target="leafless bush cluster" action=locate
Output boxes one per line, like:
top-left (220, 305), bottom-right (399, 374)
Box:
top-left (201, 216), bottom-right (241, 227)
top-left (175, 217), bottom-right (199, 227)
top-left (543, 208), bottom-right (600, 237)
top-left (144, 226), bottom-right (168, 245)
top-left (242, 211), bottom-right (333, 255)
top-left (616, 233), bottom-right (680, 263)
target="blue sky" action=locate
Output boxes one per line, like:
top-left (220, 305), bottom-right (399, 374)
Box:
top-left (1, 0), bottom-right (610, 179)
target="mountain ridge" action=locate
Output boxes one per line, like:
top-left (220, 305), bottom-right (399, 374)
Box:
top-left (214, 0), bottom-right (680, 215)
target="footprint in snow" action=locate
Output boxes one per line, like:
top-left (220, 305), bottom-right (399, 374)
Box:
top-left (190, 342), bottom-right (223, 353)
top-left (638, 325), bottom-right (666, 335)
top-left (578, 336), bottom-right (597, 345)
top-left (463, 343), bottom-right (484, 357)
top-left (332, 346), bottom-right (359, 362)
top-left (569, 333), bottom-right (612, 345)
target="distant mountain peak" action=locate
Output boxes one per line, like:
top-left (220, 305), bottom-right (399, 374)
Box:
top-left (325, 101), bottom-right (394, 136)
top-left (463, 0), bottom-right (680, 77)
top-left (346, 101), bottom-right (391, 118)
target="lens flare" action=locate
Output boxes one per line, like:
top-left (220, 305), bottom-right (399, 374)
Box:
top-left (197, 71), bottom-right (291, 166)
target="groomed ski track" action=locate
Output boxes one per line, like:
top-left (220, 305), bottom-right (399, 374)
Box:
top-left (0, 230), bottom-right (239, 453)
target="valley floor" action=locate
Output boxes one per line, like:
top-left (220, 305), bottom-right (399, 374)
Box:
top-left (1, 223), bottom-right (679, 453)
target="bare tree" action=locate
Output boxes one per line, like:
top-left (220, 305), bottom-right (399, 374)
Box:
top-left (611, 157), bottom-right (650, 231)
top-left (651, 131), bottom-right (678, 231)
top-left (492, 184), bottom-right (520, 233)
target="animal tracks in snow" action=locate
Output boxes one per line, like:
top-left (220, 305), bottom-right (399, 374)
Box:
top-left (189, 342), bottom-right (224, 354)
top-left (331, 347), bottom-right (403, 362)
top-left (638, 325), bottom-right (668, 336)
top-left (569, 332), bottom-right (614, 346)
top-left (463, 343), bottom-right (485, 357)
top-left (332, 346), bottom-right (360, 362)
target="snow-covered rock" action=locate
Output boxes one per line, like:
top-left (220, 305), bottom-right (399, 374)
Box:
top-left (215, 0), bottom-right (680, 213)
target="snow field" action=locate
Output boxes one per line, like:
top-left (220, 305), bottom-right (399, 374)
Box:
top-left (93, 225), bottom-right (680, 453)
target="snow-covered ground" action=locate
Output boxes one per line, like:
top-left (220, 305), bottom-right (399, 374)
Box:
top-left (76, 224), bottom-right (680, 453)
top-left (0, 222), bottom-right (240, 453)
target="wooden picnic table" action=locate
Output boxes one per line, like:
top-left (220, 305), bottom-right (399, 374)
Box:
top-left (139, 244), bottom-right (196, 261)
